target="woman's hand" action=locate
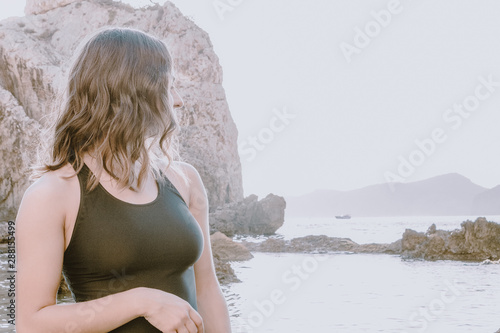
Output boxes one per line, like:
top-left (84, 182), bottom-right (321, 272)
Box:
top-left (137, 287), bottom-right (204, 333)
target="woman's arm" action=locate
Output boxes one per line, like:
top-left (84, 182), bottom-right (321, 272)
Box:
top-left (181, 163), bottom-right (232, 333)
top-left (16, 170), bottom-right (203, 333)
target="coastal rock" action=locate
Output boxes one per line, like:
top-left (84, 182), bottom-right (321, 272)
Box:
top-left (212, 252), bottom-right (240, 284)
top-left (210, 231), bottom-right (253, 261)
top-left (401, 217), bottom-right (500, 260)
top-left (57, 274), bottom-right (71, 296)
top-left (0, 0), bottom-right (243, 221)
top-left (209, 232), bottom-right (245, 283)
top-left (401, 229), bottom-right (428, 252)
top-left (481, 259), bottom-right (500, 265)
top-left (355, 239), bottom-right (402, 254)
top-left (209, 194), bottom-right (286, 236)
top-left (217, 217), bottom-right (499, 261)
top-left (241, 235), bottom-right (401, 254)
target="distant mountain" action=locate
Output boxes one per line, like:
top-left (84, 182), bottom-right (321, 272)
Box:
top-left (285, 173), bottom-right (499, 217)
top-left (471, 185), bottom-right (500, 215)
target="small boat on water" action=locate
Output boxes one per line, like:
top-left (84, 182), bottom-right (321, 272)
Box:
top-left (335, 214), bottom-right (351, 219)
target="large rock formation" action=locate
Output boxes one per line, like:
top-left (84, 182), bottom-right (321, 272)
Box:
top-left (401, 217), bottom-right (500, 260)
top-left (209, 194), bottom-right (286, 236)
top-left (0, 0), bottom-right (243, 221)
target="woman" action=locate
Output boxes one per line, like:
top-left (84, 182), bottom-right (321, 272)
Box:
top-left (16, 27), bottom-right (232, 332)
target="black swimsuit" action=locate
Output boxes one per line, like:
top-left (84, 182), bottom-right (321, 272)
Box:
top-left (62, 164), bottom-right (204, 332)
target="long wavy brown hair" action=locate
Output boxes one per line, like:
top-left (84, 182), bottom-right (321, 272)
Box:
top-left (38, 27), bottom-right (180, 191)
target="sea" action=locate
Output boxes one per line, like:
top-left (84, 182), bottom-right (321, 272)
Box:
top-left (2, 215), bottom-right (500, 333)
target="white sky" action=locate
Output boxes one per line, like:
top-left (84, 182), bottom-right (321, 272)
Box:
top-left (2, 0), bottom-right (500, 198)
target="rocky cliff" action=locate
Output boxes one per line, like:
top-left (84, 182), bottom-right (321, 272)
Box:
top-left (0, 0), bottom-right (243, 220)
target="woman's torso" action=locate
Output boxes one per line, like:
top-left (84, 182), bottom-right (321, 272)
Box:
top-left (61, 162), bottom-right (204, 332)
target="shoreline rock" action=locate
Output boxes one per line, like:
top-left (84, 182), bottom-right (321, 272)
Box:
top-left (401, 217), bottom-right (500, 261)
top-left (241, 235), bottom-right (402, 255)
top-left (210, 231), bottom-right (253, 261)
top-left (209, 194), bottom-right (286, 236)
top-left (239, 217), bottom-right (499, 262)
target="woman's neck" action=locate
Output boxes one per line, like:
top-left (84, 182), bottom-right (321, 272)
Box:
top-left (82, 153), bottom-right (149, 191)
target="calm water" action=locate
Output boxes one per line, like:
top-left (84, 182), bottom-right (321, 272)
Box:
top-left (228, 252), bottom-right (500, 332)
top-left (2, 216), bottom-right (500, 332)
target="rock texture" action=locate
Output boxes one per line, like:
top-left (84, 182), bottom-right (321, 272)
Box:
top-left (401, 217), bottom-right (500, 261)
top-left (241, 235), bottom-right (402, 254)
top-left (0, 0), bottom-right (243, 220)
top-left (25, 0), bottom-right (80, 15)
top-left (0, 220), bottom-right (12, 243)
top-left (209, 194), bottom-right (286, 236)
top-left (0, 89), bottom-right (41, 219)
top-left (210, 232), bottom-right (251, 284)
top-left (211, 252), bottom-right (240, 284)
top-left (210, 231), bottom-right (253, 261)
top-left (481, 259), bottom-right (500, 265)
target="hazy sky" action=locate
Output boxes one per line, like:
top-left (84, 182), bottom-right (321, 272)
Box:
top-left (2, 1), bottom-right (500, 198)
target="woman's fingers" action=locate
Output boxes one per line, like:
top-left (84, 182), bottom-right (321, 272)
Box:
top-left (176, 326), bottom-right (189, 333)
top-left (140, 288), bottom-right (204, 332)
top-left (184, 318), bottom-right (200, 333)
top-left (189, 308), bottom-right (204, 332)
top-left (182, 308), bottom-right (203, 333)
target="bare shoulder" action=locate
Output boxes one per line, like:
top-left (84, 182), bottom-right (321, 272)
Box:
top-left (25, 164), bottom-right (78, 199)
top-left (172, 161), bottom-right (201, 179)
top-left (18, 164), bottom-right (79, 225)
top-left (165, 161), bottom-right (207, 208)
